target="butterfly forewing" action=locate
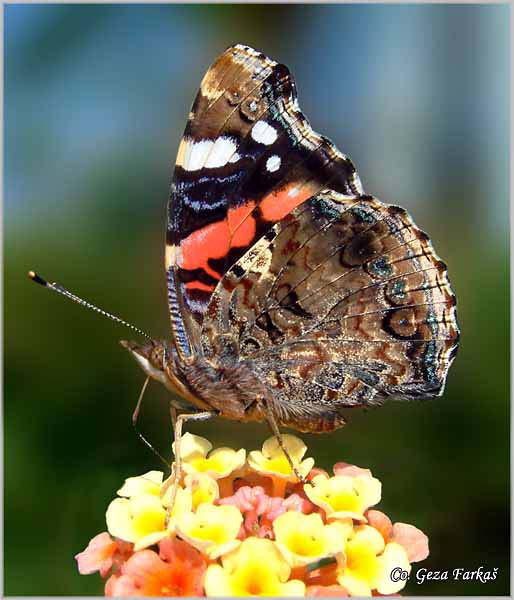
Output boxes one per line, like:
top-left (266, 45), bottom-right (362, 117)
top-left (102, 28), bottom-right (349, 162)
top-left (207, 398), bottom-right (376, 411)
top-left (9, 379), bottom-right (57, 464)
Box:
top-left (166, 44), bottom-right (363, 355)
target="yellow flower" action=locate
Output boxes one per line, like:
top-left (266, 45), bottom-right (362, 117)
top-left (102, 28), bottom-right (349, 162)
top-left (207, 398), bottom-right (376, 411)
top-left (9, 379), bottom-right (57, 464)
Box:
top-left (116, 470), bottom-right (163, 498)
top-left (106, 494), bottom-right (166, 550)
top-left (204, 537), bottom-right (306, 597)
top-left (248, 435), bottom-right (314, 494)
top-left (176, 433), bottom-right (246, 479)
top-left (106, 486), bottom-right (192, 551)
top-left (273, 511), bottom-right (349, 567)
top-left (337, 524), bottom-right (410, 596)
top-left (175, 503), bottom-right (242, 559)
top-left (305, 474), bottom-right (381, 521)
top-left (184, 473), bottom-right (219, 510)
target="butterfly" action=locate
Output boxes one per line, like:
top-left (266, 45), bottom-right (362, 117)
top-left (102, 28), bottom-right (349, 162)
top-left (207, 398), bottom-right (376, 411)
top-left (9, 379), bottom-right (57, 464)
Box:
top-left (31, 44), bottom-right (459, 479)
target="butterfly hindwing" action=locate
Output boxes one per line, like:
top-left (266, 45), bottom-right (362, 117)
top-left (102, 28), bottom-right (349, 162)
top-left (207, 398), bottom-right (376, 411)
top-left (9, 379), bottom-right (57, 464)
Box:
top-left (166, 44), bottom-right (363, 355)
top-left (201, 190), bottom-right (460, 431)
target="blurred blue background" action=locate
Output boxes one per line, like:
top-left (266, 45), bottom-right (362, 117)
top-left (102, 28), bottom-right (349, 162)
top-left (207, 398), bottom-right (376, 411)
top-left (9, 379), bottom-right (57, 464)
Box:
top-left (5, 4), bottom-right (509, 595)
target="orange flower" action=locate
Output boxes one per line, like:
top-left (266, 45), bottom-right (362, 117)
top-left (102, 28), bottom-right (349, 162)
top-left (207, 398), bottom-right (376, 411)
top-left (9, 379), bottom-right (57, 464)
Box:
top-left (105, 537), bottom-right (206, 597)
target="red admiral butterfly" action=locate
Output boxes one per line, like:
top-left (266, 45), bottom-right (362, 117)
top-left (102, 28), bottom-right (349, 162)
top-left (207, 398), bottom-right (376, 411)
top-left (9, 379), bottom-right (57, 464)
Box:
top-left (30, 44), bottom-right (459, 483)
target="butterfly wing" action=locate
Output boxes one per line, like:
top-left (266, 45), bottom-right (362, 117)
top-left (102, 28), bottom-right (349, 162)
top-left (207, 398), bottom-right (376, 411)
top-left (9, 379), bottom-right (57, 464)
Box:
top-left (166, 44), bottom-right (362, 357)
top-left (201, 191), bottom-right (460, 432)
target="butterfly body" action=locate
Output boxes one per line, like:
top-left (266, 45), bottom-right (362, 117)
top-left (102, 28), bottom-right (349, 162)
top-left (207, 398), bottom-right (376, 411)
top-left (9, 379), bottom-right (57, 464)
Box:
top-left (122, 44), bottom-right (459, 435)
top-left (121, 338), bottom-right (273, 426)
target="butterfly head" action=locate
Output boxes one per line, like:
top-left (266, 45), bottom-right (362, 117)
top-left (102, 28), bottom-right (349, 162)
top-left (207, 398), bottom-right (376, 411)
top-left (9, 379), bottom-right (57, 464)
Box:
top-left (120, 338), bottom-right (170, 384)
top-left (120, 338), bottom-right (202, 408)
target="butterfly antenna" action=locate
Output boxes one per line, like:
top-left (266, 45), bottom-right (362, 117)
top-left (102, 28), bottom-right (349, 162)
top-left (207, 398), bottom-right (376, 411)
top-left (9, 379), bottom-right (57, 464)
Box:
top-left (28, 270), bottom-right (154, 342)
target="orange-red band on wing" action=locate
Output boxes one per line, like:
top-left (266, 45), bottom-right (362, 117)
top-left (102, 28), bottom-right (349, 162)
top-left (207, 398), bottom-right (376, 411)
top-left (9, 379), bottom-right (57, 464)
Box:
top-left (179, 187), bottom-right (315, 289)
top-left (179, 202), bottom-right (257, 283)
top-left (259, 183), bottom-right (317, 221)
top-left (185, 280), bottom-right (216, 292)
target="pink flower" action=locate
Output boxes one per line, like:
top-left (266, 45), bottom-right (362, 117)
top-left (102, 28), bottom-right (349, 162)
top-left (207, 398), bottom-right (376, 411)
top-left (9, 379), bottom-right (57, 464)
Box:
top-left (219, 486), bottom-right (311, 539)
top-left (365, 510), bottom-right (429, 563)
top-left (391, 523), bottom-right (429, 563)
top-left (105, 537), bottom-right (206, 597)
top-left (75, 532), bottom-right (132, 578)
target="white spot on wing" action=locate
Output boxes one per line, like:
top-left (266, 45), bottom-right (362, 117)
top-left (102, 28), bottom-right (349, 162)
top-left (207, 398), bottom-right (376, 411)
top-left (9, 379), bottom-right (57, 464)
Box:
top-left (266, 155), bottom-right (281, 172)
top-left (205, 137), bottom-right (238, 168)
top-left (181, 137), bottom-right (239, 171)
top-left (185, 139), bottom-right (213, 171)
top-left (251, 120), bottom-right (278, 145)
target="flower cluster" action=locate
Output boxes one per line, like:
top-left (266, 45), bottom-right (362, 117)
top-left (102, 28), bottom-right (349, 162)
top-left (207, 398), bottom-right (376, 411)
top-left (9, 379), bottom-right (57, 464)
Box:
top-left (75, 434), bottom-right (429, 596)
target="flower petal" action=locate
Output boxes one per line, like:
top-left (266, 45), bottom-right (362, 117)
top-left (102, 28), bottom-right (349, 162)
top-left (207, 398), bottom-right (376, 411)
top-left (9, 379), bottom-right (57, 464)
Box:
top-left (175, 432), bottom-right (212, 461)
top-left (305, 475), bottom-right (366, 521)
top-left (106, 498), bottom-right (138, 542)
top-left (248, 435), bottom-right (314, 482)
top-left (176, 503), bottom-right (242, 557)
top-left (392, 522), bottom-right (429, 562)
top-left (205, 564), bottom-right (233, 596)
top-left (274, 511), bottom-right (345, 567)
top-left (205, 537), bottom-right (305, 596)
top-left (262, 435), bottom-right (308, 461)
top-left (117, 471), bottom-right (163, 498)
top-left (376, 542), bottom-right (411, 594)
top-left (352, 475), bottom-right (381, 510)
top-left (333, 462), bottom-right (372, 479)
top-left (338, 571), bottom-right (372, 597)
top-left (365, 510), bottom-right (393, 543)
top-left (75, 532), bottom-right (117, 576)
top-left (184, 473), bottom-right (219, 509)
top-left (352, 524), bottom-right (385, 555)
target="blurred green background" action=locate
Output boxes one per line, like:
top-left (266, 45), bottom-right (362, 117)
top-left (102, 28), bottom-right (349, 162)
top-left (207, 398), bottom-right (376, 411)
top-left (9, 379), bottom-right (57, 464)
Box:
top-left (5, 4), bottom-right (509, 596)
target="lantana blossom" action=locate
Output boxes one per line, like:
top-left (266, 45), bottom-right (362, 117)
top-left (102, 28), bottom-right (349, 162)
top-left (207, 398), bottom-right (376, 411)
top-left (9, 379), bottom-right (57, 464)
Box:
top-left (176, 432), bottom-right (246, 480)
top-left (105, 537), bottom-right (206, 597)
top-left (75, 532), bottom-right (128, 577)
top-left (106, 472), bottom-right (192, 550)
top-left (248, 435), bottom-right (315, 496)
top-left (175, 502), bottom-right (243, 559)
top-left (273, 511), bottom-right (349, 567)
top-left (220, 485), bottom-right (310, 538)
top-left (76, 434), bottom-right (429, 597)
top-left (204, 537), bottom-right (306, 596)
top-left (304, 473), bottom-right (381, 521)
top-left (336, 524), bottom-right (411, 596)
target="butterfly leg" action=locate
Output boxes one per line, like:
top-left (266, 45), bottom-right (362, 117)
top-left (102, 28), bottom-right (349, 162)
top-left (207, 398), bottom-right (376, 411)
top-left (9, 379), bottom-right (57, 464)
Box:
top-left (264, 406), bottom-right (307, 484)
top-left (170, 404), bottom-right (177, 428)
top-left (163, 410), bottom-right (215, 524)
